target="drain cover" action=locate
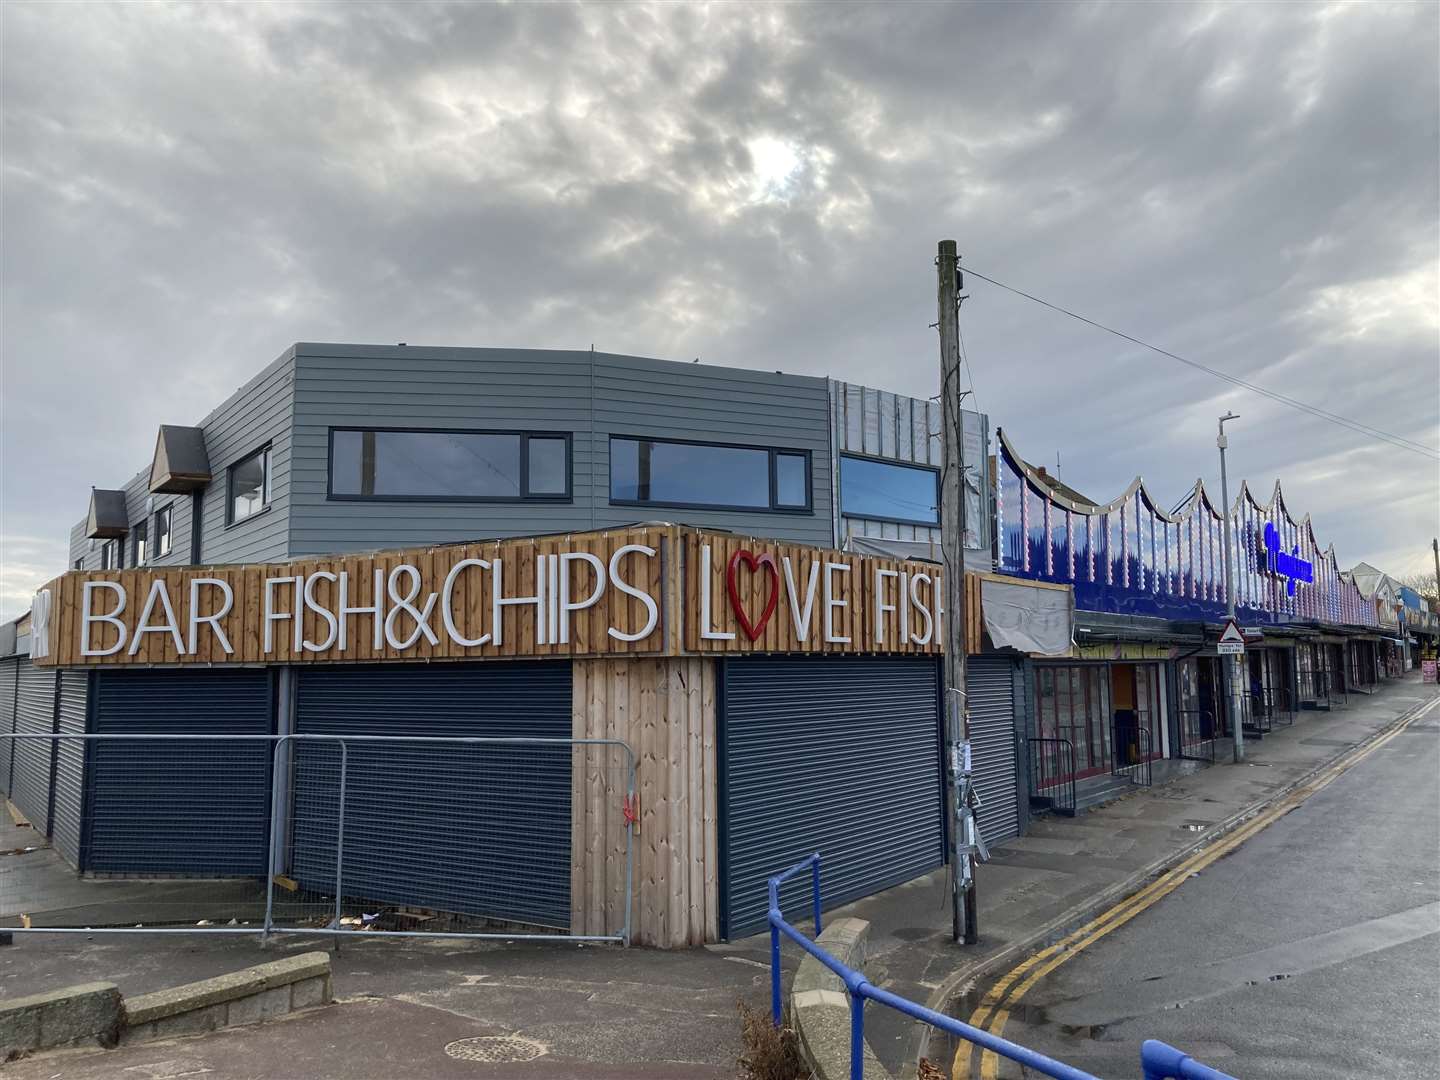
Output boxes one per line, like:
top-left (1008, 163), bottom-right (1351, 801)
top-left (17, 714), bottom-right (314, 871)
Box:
top-left (444, 1036), bottom-right (548, 1063)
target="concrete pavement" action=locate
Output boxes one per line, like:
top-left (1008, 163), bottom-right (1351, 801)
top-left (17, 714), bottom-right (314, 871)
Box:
top-left (2, 674), bottom-right (1432, 1078)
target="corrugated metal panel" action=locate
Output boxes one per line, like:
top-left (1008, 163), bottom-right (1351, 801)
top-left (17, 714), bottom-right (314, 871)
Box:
top-left (720, 655), bottom-right (944, 939)
top-left (292, 661), bottom-right (572, 929)
top-left (51, 670), bottom-right (89, 869)
top-left (967, 657), bottom-right (1020, 846)
top-left (1, 658), bottom-right (17, 798)
top-left (12, 660), bottom-right (57, 833)
top-left (86, 669), bottom-right (274, 874)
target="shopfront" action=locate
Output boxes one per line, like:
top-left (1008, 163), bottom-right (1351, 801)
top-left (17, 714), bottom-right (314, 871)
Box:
top-left (1032, 657), bottom-right (1165, 782)
top-left (1250, 639), bottom-right (1296, 721)
top-left (1176, 653), bottom-right (1225, 752)
top-left (16, 523), bottom-right (1060, 946)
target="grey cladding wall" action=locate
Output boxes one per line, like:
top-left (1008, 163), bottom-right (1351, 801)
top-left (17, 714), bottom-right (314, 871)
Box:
top-left (588, 352), bottom-right (832, 546)
top-left (63, 342), bottom-right (836, 572)
top-left (288, 345), bottom-right (595, 553)
top-left (288, 344), bottom-right (834, 553)
top-left (66, 350), bottom-right (295, 571)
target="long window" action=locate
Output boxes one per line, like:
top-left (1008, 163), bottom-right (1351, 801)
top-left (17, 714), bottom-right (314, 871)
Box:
top-left (100, 539), bottom-right (121, 570)
top-left (155, 504), bottom-right (173, 556)
top-left (329, 429), bottom-right (571, 501)
top-left (133, 520), bottom-right (147, 566)
top-left (228, 445), bottom-right (271, 524)
top-left (609, 436), bottom-right (811, 512)
top-left (839, 454), bottom-right (940, 526)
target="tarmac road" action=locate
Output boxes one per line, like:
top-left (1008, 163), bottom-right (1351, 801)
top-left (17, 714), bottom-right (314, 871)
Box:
top-left (951, 701), bottom-right (1440, 1079)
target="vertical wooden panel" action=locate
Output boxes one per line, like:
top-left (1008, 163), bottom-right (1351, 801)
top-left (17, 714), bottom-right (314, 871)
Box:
top-left (666, 659), bottom-right (687, 946)
top-left (685, 659), bottom-right (704, 945)
top-left (701, 657), bottom-right (719, 942)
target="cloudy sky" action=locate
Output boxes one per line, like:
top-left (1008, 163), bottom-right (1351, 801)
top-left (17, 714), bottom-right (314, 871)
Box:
top-left (2, 1), bottom-right (1437, 619)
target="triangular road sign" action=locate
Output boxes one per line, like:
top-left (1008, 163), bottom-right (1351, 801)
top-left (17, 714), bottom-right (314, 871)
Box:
top-left (1218, 619), bottom-right (1246, 646)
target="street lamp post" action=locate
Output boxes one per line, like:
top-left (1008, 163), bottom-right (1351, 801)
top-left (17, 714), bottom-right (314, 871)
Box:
top-left (1217, 411), bottom-right (1244, 764)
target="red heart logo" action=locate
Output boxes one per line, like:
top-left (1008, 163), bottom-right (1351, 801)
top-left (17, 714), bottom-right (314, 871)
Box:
top-left (726, 549), bottom-right (779, 642)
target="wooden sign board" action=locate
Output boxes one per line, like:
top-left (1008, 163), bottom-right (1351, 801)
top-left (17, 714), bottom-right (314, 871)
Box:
top-left (680, 531), bottom-right (942, 655)
top-left (32, 527), bottom-right (670, 668)
top-left (29, 525), bottom-right (958, 668)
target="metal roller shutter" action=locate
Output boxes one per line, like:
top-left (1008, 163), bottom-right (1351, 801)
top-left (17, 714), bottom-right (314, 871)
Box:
top-left (967, 657), bottom-right (1020, 847)
top-left (51, 670), bottom-right (90, 869)
top-left (86, 669), bottom-right (274, 875)
top-left (1, 658), bottom-right (17, 799)
top-left (12, 660), bottom-right (57, 834)
top-left (720, 655), bottom-right (944, 940)
top-left (292, 661), bottom-right (572, 929)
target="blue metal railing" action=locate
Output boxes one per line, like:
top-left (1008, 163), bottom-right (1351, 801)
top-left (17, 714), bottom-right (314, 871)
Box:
top-left (1141, 1039), bottom-right (1236, 1079)
top-left (766, 854), bottom-right (1236, 1080)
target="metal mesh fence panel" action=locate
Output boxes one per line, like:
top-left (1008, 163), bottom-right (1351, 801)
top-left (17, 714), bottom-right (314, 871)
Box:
top-left (2, 733), bottom-right (633, 944)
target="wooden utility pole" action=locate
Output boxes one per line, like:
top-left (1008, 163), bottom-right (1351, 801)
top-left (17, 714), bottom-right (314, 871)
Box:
top-left (1432, 538), bottom-right (1439, 606)
top-left (937, 239), bottom-right (977, 945)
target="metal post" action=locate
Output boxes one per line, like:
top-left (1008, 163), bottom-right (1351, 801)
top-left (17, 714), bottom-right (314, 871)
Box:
top-left (262, 736), bottom-right (287, 943)
top-left (1218, 412), bottom-right (1244, 763)
top-left (811, 853), bottom-right (823, 936)
top-left (770, 924), bottom-right (783, 1025)
top-left (937, 239), bottom-right (976, 944)
top-left (849, 991), bottom-right (866, 1080)
top-left (333, 740), bottom-right (348, 951)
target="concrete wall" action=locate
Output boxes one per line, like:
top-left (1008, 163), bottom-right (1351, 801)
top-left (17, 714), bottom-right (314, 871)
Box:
top-left (287, 344), bottom-right (834, 554)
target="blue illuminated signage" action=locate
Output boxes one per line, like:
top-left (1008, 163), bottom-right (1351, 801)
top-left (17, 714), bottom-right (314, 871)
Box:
top-left (1260, 523), bottom-right (1313, 596)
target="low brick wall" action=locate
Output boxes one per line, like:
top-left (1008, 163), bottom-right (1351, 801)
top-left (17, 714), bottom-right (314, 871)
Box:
top-left (122, 952), bottom-right (332, 1043)
top-left (790, 918), bottom-right (893, 1080)
top-left (1, 982), bottom-right (123, 1061)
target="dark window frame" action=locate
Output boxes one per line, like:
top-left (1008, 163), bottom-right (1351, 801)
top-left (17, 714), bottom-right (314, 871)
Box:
top-left (838, 451), bottom-right (942, 527)
top-left (73, 558), bottom-right (84, 571)
top-left (154, 503), bottom-right (174, 556)
top-left (325, 427), bottom-right (573, 504)
top-left (607, 434), bottom-right (814, 514)
top-left (100, 538), bottom-right (122, 570)
top-left (226, 443), bottom-right (272, 526)
top-left (132, 519), bottom-right (148, 566)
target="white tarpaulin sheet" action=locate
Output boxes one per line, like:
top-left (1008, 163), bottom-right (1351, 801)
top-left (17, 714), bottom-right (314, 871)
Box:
top-left (980, 578), bottom-right (1073, 656)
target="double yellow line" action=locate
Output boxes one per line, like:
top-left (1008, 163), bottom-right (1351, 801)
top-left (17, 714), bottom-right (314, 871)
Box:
top-left (952, 696), bottom-right (1438, 1080)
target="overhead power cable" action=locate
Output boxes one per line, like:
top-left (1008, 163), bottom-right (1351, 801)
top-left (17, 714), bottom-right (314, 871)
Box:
top-left (960, 266), bottom-right (1439, 461)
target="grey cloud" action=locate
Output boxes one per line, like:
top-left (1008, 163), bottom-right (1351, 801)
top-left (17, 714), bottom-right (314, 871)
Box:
top-left (2, 0), bottom-right (1436, 619)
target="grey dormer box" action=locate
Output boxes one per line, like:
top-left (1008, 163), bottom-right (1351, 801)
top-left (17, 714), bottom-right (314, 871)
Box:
top-left (86, 488), bottom-right (130, 538)
top-left (149, 425), bottom-right (212, 494)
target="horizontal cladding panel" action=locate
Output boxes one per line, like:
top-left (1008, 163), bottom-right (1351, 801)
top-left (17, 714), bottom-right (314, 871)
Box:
top-left (590, 413), bottom-right (832, 446)
top-left (593, 380), bottom-right (830, 411)
top-left (593, 375), bottom-right (830, 409)
top-left (291, 397), bottom-right (593, 418)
